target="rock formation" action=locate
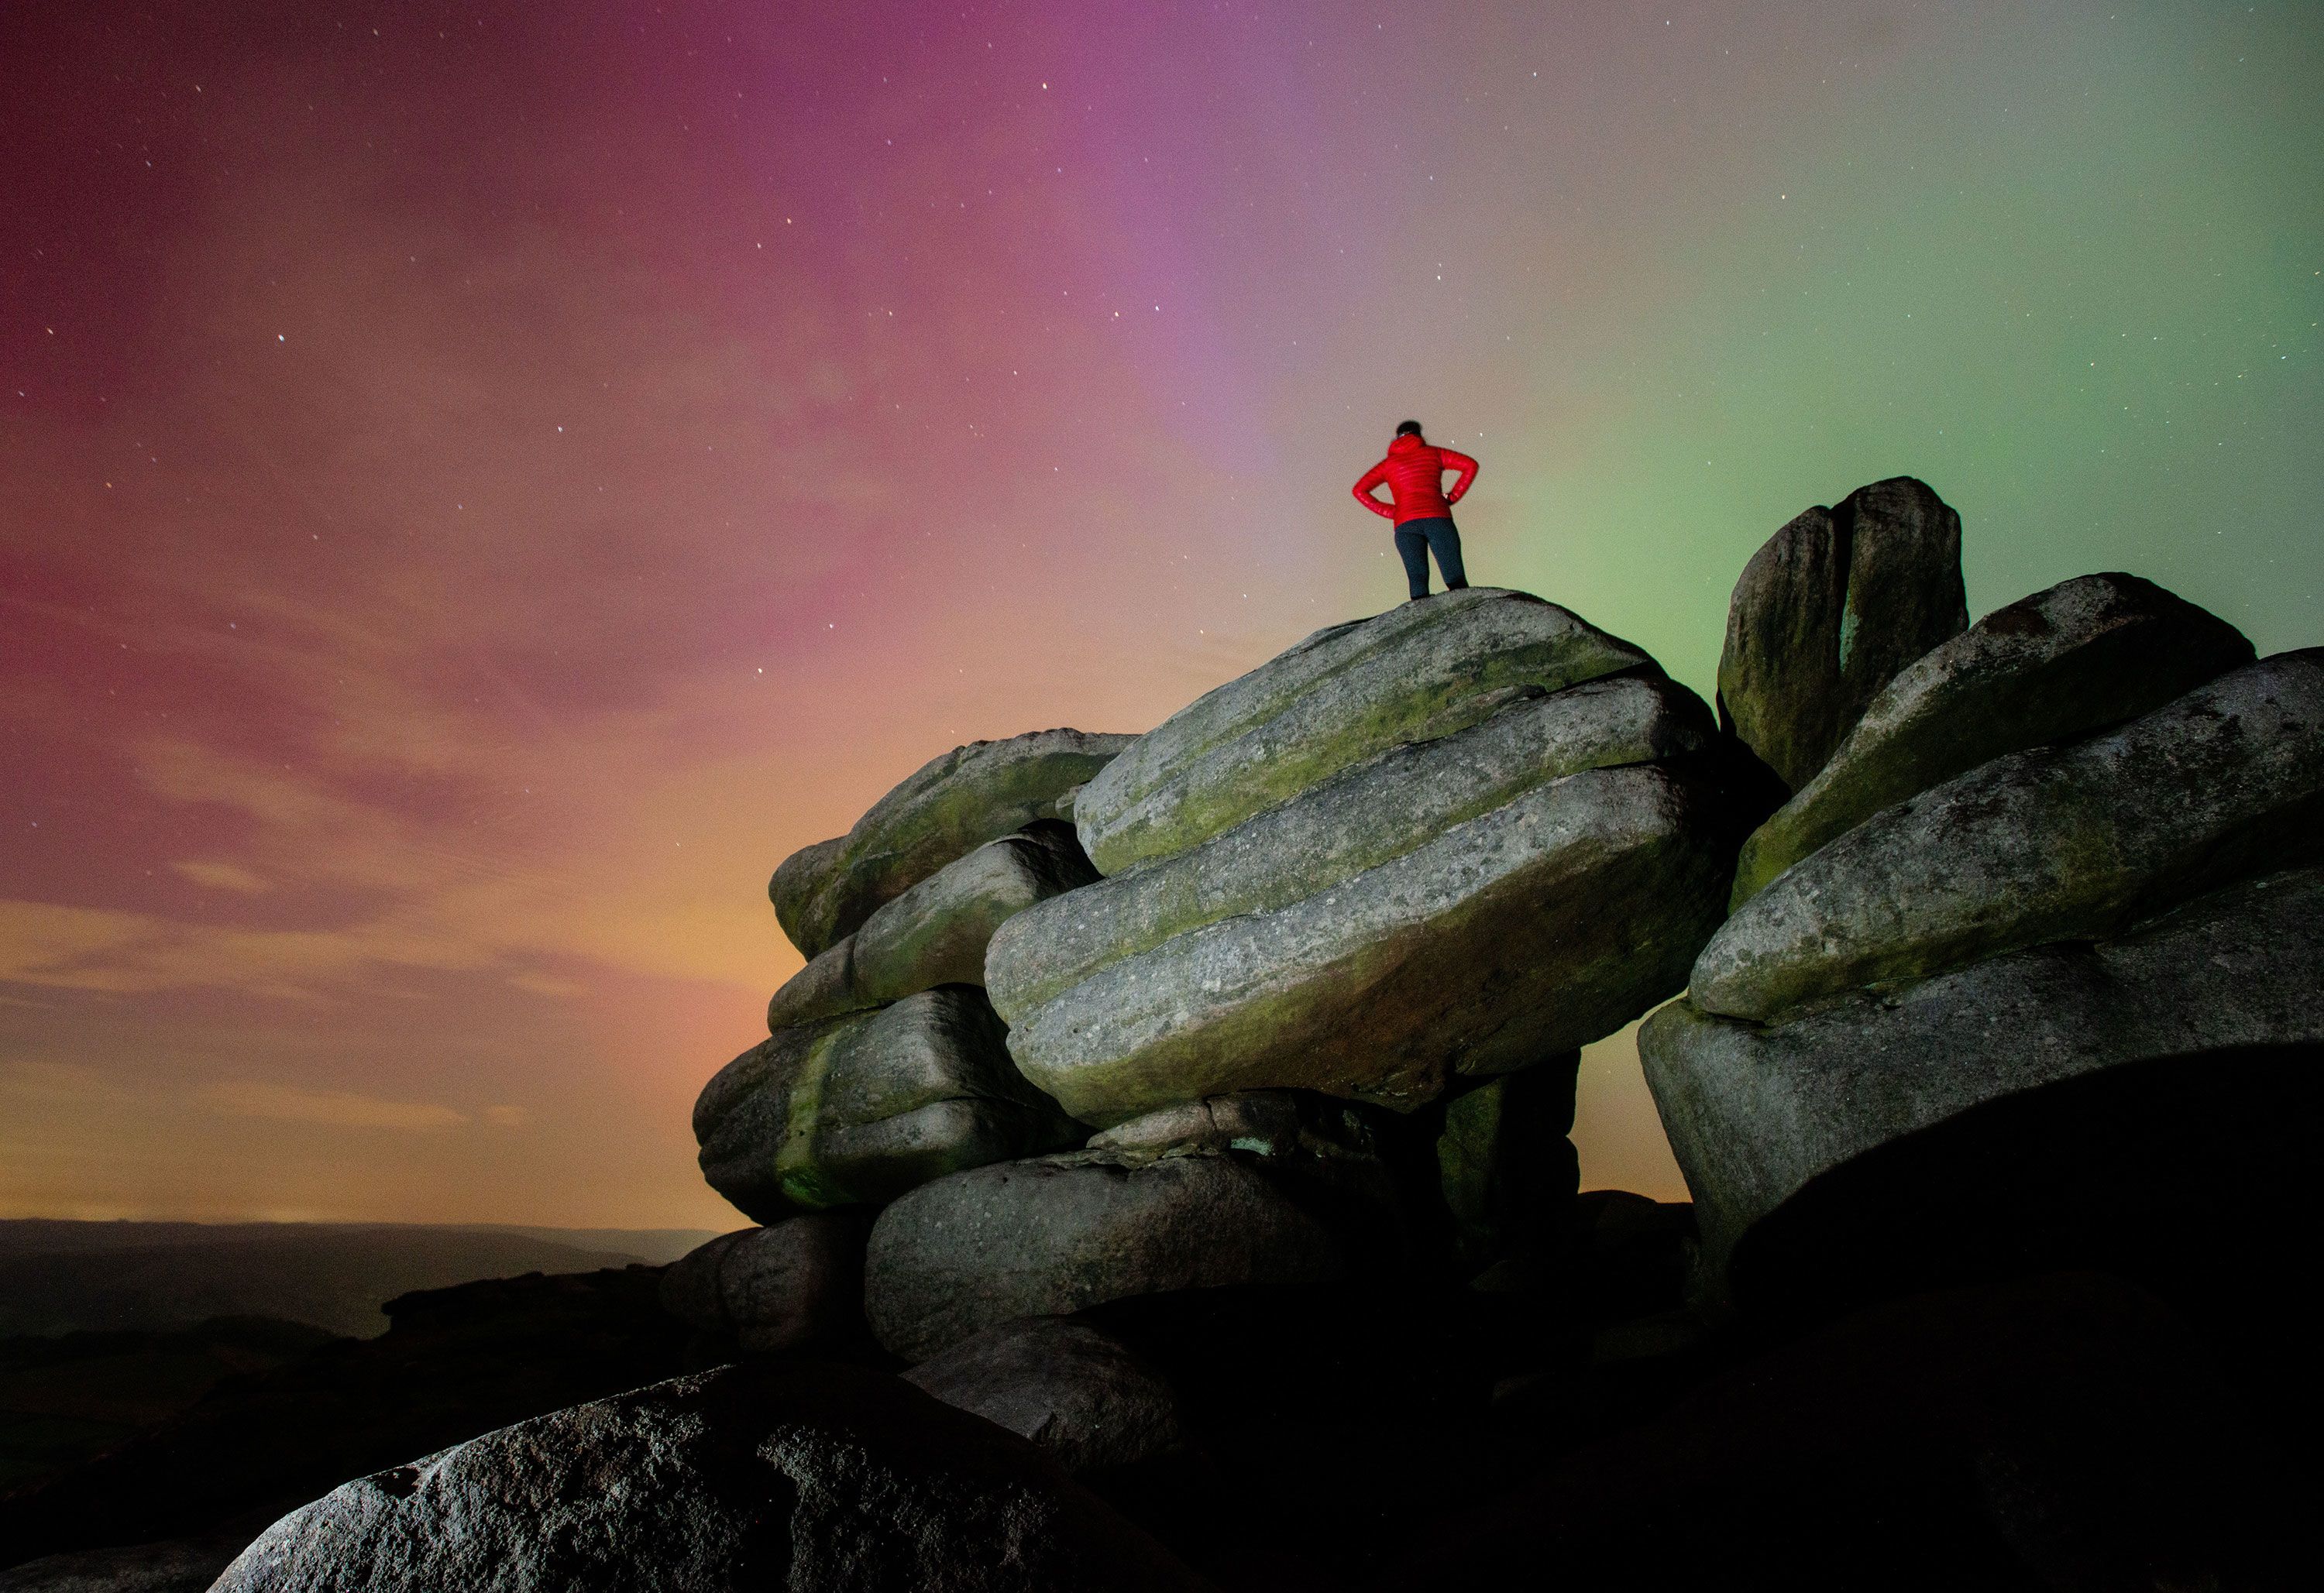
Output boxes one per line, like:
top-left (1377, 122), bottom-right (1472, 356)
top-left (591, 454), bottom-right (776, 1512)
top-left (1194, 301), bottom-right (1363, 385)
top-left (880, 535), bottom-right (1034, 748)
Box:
top-left (989, 660), bottom-right (1744, 1122)
top-left (177, 475), bottom-right (2314, 1591)
top-left (694, 587), bottom-right (1762, 1365)
top-left (1648, 521), bottom-right (2319, 1313)
top-left (1716, 476), bottom-right (1968, 791)
top-left (700, 730), bottom-right (1133, 1234)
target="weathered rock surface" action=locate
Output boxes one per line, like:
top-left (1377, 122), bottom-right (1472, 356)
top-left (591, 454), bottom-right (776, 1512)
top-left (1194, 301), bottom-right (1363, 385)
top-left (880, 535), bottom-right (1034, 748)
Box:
top-left (1693, 649), bottom-right (2324, 1021)
top-left (1006, 760), bottom-right (1738, 1125)
top-left (1731, 573), bottom-right (2253, 904)
top-left (865, 1109), bottom-right (1403, 1359)
top-left (1717, 477), bottom-right (1968, 792)
top-left (657, 1212), bottom-right (868, 1353)
top-left (903, 1318), bottom-right (1188, 1477)
top-left (696, 986), bottom-right (1079, 1222)
top-left (209, 1361), bottom-right (1212, 1593)
top-left (769, 821), bottom-right (1098, 1030)
top-left (1645, 867), bottom-right (2324, 1282)
top-left (1074, 589), bottom-right (1655, 874)
top-left (988, 674), bottom-right (1715, 1018)
top-left (772, 728), bottom-right (1133, 959)
top-left (1081, 1091), bottom-right (1318, 1164)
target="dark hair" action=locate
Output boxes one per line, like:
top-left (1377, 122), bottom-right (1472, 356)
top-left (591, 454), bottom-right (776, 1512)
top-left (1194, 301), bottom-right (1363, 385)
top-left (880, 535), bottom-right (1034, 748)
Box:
top-left (1394, 419), bottom-right (1424, 437)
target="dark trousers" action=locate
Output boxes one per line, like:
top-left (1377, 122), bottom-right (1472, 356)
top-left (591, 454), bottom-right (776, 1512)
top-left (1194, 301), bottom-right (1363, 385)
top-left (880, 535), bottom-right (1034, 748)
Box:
top-left (1394, 517), bottom-right (1468, 599)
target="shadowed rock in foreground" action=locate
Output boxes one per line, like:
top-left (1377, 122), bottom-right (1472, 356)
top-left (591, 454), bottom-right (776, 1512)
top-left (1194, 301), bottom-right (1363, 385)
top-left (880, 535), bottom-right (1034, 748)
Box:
top-left (208, 1362), bottom-right (1212, 1593)
top-left (903, 1317), bottom-right (1187, 1478)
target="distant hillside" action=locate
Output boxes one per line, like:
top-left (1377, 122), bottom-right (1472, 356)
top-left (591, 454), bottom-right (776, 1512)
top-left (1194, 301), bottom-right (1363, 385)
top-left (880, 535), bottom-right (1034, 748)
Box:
top-left (0, 1222), bottom-right (723, 1338)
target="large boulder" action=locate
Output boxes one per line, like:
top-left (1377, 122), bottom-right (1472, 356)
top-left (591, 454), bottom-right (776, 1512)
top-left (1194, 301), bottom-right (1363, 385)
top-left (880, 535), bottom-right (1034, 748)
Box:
top-left (1693, 650), bottom-right (2324, 1022)
top-left (1717, 477), bottom-right (1968, 792)
top-left (772, 728), bottom-right (1133, 958)
top-left (864, 1100), bottom-right (1404, 1360)
top-left (696, 986), bottom-right (1079, 1222)
top-left (769, 821), bottom-right (1098, 1030)
top-left (1002, 760), bottom-right (1738, 1125)
top-left (1644, 867), bottom-right (2324, 1293)
top-left (657, 1213), bottom-right (868, 1353)
top-left (903, 1318), bottom-right (1188, 1477)
top-left (1073, 589), bottom-right (1655, 874)
top-left (1731, 573), bottom-right (2253, 905)
top-left (208, 1362), bottom-right (1212, 1593)
top-left (988, 674), bottom-right (1716, 1020)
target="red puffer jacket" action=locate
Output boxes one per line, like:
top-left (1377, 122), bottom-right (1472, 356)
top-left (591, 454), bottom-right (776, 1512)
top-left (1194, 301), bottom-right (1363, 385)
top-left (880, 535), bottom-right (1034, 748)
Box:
top-left (1352, 434), bottom-right (1479, 524)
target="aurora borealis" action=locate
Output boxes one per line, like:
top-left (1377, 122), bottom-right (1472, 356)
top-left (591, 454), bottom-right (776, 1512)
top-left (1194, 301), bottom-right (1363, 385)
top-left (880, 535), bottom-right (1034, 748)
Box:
top-left (4, 2), bottom-right (2318, 1227)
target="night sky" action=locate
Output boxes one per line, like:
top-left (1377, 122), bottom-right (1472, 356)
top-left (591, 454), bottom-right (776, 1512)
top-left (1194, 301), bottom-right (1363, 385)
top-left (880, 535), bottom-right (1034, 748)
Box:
top-left (4, 2), bottom-right (2318, 1227)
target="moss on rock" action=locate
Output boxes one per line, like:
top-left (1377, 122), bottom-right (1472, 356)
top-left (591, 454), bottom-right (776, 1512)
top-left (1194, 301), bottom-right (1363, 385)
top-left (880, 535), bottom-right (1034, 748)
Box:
top-left (988, 674), bottom-right (1715, 1020)
top-left (1731, 573), bottom-right (2251, 906)
top-left (694, 987), bottom-right (1080, 1222)
top-left (1693, 650), bottom-right (2324, 1022)
top-left (1074, 589), bottom-right (1653, 874)
top-left (770, 729), bottom-right (1131, 958)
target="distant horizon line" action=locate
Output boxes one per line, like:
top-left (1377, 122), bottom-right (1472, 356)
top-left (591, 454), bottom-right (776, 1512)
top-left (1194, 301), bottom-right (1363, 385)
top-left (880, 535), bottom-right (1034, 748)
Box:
top-left (0, 1215), bottom-right (726, 1235)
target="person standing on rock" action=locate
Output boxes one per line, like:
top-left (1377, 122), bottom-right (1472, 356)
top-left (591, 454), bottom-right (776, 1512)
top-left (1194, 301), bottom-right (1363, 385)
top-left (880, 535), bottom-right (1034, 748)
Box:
top-left (1352, 420), bottom-right (1479, 600)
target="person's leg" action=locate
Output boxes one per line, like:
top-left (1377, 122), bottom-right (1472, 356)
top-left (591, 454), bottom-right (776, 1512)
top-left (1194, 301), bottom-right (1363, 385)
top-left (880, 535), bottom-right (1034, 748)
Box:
top-left (1428, 519), bottom-right (1470, 589)
top-left (1394, 527), bottom-right (1432, 599)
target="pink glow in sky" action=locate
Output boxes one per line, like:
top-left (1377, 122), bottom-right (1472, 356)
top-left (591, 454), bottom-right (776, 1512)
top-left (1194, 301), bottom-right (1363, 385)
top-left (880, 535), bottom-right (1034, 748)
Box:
top-left (5, 2), bottom-right (2318, 1224)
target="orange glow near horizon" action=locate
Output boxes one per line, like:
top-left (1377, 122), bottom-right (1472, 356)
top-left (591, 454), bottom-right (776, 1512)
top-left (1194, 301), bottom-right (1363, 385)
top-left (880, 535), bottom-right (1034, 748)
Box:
top-left (5, 2), bottom-right (2317, 1226)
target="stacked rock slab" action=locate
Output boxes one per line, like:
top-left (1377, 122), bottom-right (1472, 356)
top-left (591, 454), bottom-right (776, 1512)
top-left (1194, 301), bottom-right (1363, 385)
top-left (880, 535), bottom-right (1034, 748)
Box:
top-left (1729, 573), bottom-right (2254, 905)
top-left (772, 728), bottom-right (1131, 958)
top-left (991, 590), bottom-right (1750, 1125)
top-left (865, 1093), bottom-right (1406, 1359)
top-left (698, 984), bottom-right (1081, 1223)
top-left (689, 730), bottom-right (1128, 1351)
top-left (1645, 525), bottom-right (2319, 1308)
top-left (768, 820), bottom-right (1099, 1029)
top-left (1648, 870), bottom-right (2324, 1294)
top-left (1692, 651), bottom-right (2324, 1018)
top-left (1716, 477), bottom-right (1968, 793)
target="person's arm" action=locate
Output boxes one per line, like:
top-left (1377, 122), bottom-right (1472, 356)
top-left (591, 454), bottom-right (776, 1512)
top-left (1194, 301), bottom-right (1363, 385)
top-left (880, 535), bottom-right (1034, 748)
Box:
top-left (1352, 462), bottom-right (1397, 518)
top-left (1440, 448), bottom-right (1479, 503)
